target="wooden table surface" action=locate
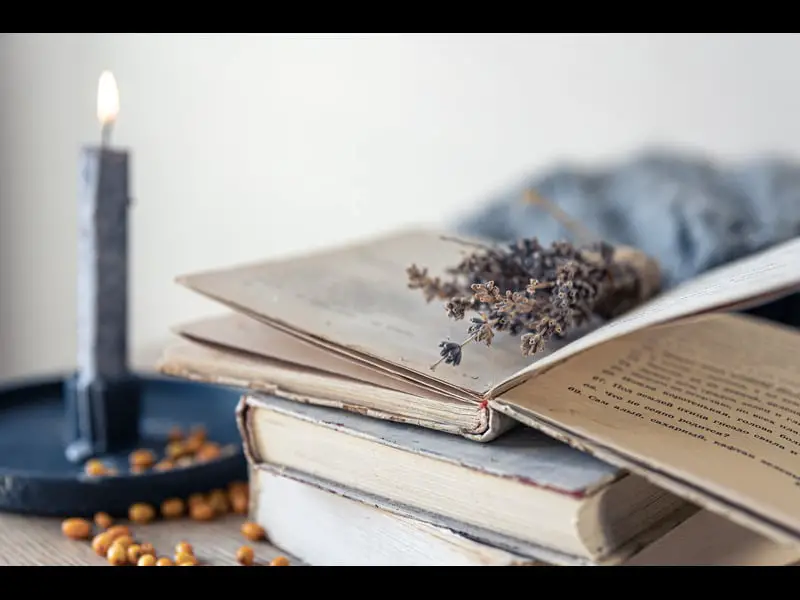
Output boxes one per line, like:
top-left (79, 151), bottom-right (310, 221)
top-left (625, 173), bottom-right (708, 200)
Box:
top-left (0, 512), bottom-right (299, 566)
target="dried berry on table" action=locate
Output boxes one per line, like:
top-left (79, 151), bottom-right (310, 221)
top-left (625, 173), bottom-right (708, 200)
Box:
top-left (175, 541), bottom-right (193, 556)
top-left (129, 503), bottom-right (156, 524)
top-left (92, 532), bottom-right (114, 556)
top-left (207, 488), bottom-right (230, 515)
top-left (137, 554), bottom-right (156, 566)
top-left (94, 512), bottom-right (113, 529)
top-left (84, 459), bottom-right (108, 477)
top-left (270, 555), bottom-right (290, 567)
top-left (176, 552), bottom-right (198, 565)
top-left (161, 498), bottom-right (185, 519)
top-left (139, 542), bottom-right (156, 557)
top-left (107, 542), bottom-right (128, 566)
top-left (407, 236), bottom-right (660, 367)
top-left (61, 517), bottom-right (92, 540)
top-left (127, 544), bottom-right (144, 564)
top-left (112, 535), bottom-right (134, 550)
top-left (196, 442), bottom-right (222, 462)
top-left (189, 501), bottom-right (215, 521)
top-left (129, 448), bottom-right (156, 469)
top-left (105, 524), bottom-right (130, 540)
top-left (240, 521), bottom-right (265, 541)
top-left (236, 546), bottom-right (254, 566)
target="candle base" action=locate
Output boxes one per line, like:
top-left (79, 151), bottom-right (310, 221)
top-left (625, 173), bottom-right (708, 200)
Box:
top-left (0, 373), bottom-right (246, 517)
top-left (63, 375), bottom-right (142, 462)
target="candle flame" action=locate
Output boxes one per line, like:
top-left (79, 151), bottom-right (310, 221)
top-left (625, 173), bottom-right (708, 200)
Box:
top-left (97, 71), bottom-right (119, 126)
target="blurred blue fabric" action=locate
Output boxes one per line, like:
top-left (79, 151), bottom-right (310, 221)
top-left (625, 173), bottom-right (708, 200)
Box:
top-left (454, 149), bottom-right (800, 327)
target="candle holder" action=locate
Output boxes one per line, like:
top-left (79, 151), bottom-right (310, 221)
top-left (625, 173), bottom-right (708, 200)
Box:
top-left (0, 71), bottom-right (246, 518)
top-left (0, 374), bottom-right (246, 517)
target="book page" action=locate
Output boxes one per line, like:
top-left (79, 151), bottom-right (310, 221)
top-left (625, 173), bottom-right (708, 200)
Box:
top-left (490, 236), bottom-right (800, 397)
top-left (174, 313), bottom-right (465, 404)
top-left (494, 313), bottom-right (800, 545)
top-left (176, 228), bottom-right (545, 397)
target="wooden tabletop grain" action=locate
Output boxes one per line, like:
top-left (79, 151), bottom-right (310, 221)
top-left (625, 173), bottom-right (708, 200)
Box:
top-left (0, 512), bottom-right (299, 566)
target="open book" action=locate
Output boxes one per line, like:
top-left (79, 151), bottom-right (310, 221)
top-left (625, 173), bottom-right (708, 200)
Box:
top-left (158, 228), bottom-right (800, 547)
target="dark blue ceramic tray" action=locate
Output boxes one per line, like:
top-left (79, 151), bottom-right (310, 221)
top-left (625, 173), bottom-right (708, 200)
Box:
top-left (0, 374), bottom-right (247, 517)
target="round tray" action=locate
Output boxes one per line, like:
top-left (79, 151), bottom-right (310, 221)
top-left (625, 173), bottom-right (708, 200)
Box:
top-left (0, 374), bottom-right (247, 517)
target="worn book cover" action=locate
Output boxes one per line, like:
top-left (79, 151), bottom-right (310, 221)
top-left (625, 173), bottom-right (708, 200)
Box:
top-left (237, 390), bottom-right (695, 564)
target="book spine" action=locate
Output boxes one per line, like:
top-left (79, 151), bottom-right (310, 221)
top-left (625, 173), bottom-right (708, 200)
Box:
top-left (235, 396), bottom-right (261, 466)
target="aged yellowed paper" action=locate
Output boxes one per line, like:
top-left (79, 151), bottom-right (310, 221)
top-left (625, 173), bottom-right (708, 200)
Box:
top-left (495, 313), bottom-right (800, 544)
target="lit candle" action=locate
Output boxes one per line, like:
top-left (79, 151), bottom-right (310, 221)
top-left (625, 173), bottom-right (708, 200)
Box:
top-left (67, 71), bottom-right (138, 461)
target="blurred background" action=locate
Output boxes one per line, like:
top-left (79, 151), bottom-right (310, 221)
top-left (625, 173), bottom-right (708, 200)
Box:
top-left (2, 32), bottom-right (800, 380)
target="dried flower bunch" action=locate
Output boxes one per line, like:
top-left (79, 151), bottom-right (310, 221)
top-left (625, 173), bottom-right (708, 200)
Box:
top-left (407, 236), bottom-right (659, 369)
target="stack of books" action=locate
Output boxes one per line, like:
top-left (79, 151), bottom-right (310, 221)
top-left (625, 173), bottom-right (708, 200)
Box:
top-left (158, 229), bottom-right (800, 566)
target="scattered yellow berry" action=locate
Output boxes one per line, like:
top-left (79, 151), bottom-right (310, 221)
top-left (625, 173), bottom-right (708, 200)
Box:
top-left (84, 459), bottom-right (107, 476)
top-left (105, 524), bottom-right (131, 540)
top-left (156, 557), bottom-right (173, 566)
top-left (112, 535), bottom-right (134, 550)
top-left (196, 442), bottom-right (222, 462)
top-left (176, 552), bottom-right (198, 565)
top-left (189, 502), bottom-right (215, 522)
top-left (128, 502), bottom-right (156, 524)
top-left (93, 512), bottom-right (113, 530)
top-left (166, 441), bottom-right (189, 460)
top-left (241, 521), bottom-right (265, 541)
top-left (92, 532), bottom-right (114, 557)
top-left (137, 554), bottom-right (156, 566)
top-left (153, 460), bottom-right (174, 472)
top-left (236, 546), bottom-right (254, 566)
top-left (139, 542), bottom-right (156, 557)
top-left (107, 542), bottom-right (128, 566)
top-left (207, 489), bottom-right (230, 515)
top-left (230, 491), bottom-right (248, 515)
top-left (161, 497), bottom-right (185, 519)
top-left (61, 517), bottom-right (92, 540)
top-left (175, 541), bottom-right (193, 556)
top-left (270, 555), bottom-right (290, 567)
top-left (127, 544), bottom-right (144, 563)
top-left (188, 493), bottom-right (206, 507)
top-left (129, 448), bottom-right (156, 469)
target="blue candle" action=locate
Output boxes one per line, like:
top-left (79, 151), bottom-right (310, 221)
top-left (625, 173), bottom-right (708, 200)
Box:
top-left (67, 71), bottom-right (139, 461)
top-left (77, 71), bottom-right (129, 387)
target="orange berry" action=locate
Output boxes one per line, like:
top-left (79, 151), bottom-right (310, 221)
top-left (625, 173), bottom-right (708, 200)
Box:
top-left (189, 502), bottom-right (215, 521)
top-left (84, 459), bottom-right (107, 476)
top-left (128, 502), bottom-right (156, 524)
top-left (175, 541), bottom-right (193, 556)
top-left (105, 524), bottom-right (131, 540)
top-left (270, 555), bottom-right (290, 566)
top-left (92, 532), bottom-right (114, 556)
top-left (240, 521), bottom-right (265, 541)
top-left (160, 498), bottom-right (185, 519)
top-left (107, 542), bottom-right (128, 566)
top-left (61, 517), bottom-right (92, 540)
top-left (236, 546), bottom-right (254, 566)
top-left (127, 544), bottom-right (144, 563)
top-left (93, 512), bottom-right (113, 529)
top-left (129, 448), bottom-right (156, 469)
top-left (137, 554), bottom-right (156, 566)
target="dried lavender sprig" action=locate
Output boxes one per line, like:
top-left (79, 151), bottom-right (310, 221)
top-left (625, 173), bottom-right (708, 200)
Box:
top-left (407, 236), bottom-right (660, 368)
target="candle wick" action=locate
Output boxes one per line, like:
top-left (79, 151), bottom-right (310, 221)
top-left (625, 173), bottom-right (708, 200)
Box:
top-left (101, 122), bottom-right (113, 148)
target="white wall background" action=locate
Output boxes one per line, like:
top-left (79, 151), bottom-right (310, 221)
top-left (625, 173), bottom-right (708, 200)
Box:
top-left (2, 32), bottom-right (800, 380)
